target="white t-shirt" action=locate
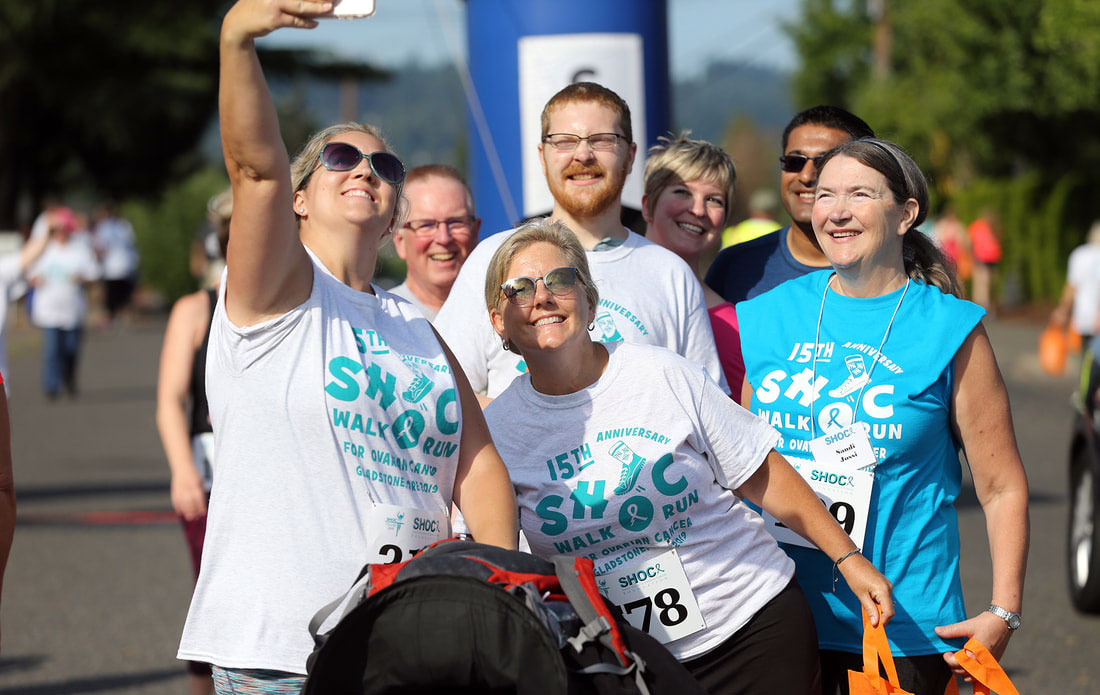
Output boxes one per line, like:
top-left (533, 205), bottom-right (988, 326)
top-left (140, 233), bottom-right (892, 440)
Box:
top-left (93, 216), bottom-right (139, 280)
top-left (178, 249), bottom-right (463, 673)
top-left (388, 280), bottom-right (437, 322)
top-left (484, 341), bottom-right (791, 660)
top-left (435, 228), bottom-right (726, 398)
top-left (28, 240), bottom-right (100, 329)
top-left (1068, 242), bottom-right (1100, 335)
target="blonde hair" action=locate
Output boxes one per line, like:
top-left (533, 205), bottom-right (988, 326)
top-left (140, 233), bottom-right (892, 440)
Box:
top-left (289, 122), bottom-right (408, 225)
top-left (484, 219), bottom-right (599, 354)
top-left (643, 132), bottom-right (737, 228)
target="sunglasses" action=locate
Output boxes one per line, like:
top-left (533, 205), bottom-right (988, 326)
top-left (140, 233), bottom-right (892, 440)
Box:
top-left (319, 142), bottom-right (406, 185)
top-left (779, 153), bottom-right (827, 173)
top-left (500, 267), bottom-right (579, 306)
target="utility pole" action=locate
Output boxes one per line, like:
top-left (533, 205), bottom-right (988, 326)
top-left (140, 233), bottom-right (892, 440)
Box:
top-left (868, 0), bottom-right (891, 81)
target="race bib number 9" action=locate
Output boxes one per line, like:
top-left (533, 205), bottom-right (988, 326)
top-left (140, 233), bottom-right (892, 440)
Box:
top-left (596, 549), bottom-right (705, 645)
top-left (365, 502), bottom-right (449, 565)
top-left (762, 457), bottom-right (873, 549)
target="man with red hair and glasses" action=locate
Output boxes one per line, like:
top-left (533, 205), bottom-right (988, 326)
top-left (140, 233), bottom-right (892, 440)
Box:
top-left (436, 81), bottom-right (724, 399)
top-left (390, 165), bottom-right (480, 322)
top-left (706, 105), bottom-right (875, 305)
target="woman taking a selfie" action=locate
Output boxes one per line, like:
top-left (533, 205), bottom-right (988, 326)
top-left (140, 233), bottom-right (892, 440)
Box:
top-left (177, 2), bottom-right (516, 692)
top-left (481, 218), bottom-right (894, 694)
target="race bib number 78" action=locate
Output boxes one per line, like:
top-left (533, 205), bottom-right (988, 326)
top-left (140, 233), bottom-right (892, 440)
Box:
top-left (595, 548), bottom-right (705, 645)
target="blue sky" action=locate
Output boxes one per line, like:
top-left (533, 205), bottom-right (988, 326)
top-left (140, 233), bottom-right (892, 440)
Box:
top-left (260, 0), bottom-right (803, 78)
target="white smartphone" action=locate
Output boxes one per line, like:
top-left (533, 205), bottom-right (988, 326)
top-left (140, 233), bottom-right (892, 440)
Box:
top-left (323, 0), bottom-right (376, 19)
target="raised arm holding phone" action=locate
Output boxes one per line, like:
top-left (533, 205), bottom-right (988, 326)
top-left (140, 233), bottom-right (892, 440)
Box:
top-left (176, 3), bottom-right (516, 692)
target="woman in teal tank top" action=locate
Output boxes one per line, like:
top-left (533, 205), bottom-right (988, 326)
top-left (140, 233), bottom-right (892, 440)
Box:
top-left (738, 139), bottom-right (1029, 695)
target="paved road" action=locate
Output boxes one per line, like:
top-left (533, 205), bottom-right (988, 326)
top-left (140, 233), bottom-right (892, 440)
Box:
top-left (0, 315), bottom-right (1098, 694)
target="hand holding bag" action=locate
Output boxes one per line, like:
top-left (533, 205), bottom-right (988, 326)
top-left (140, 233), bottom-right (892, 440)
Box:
top-left (848, 609), bottom-right (914, 695)
top-left (943, 638), bottom-right (1020, 695)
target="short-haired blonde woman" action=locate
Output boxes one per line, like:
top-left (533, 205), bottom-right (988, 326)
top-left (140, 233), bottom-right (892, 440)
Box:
top-left (482, 218), bottom-right (894, 694)
top-left (642, 133), bottom-right (744, 389)
top-left (176, 2), bottom-right (516, 693)
top-left (738, 139), bottom-right (1029, 695)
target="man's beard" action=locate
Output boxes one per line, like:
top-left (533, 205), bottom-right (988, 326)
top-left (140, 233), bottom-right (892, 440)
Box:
top-left (549, 161), bottom-right (627, 219)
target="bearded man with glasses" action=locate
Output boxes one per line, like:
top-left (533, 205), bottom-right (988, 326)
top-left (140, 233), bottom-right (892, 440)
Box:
top-left (390, 165), bottom-right (481, 321)
top-left (436, 81), bottom-right (725, 401)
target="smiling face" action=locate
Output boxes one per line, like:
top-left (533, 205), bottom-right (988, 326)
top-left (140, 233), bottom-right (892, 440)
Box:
top-left (643, 177), bottom-right (726, 265)
top-left (393, 175), bottom-right (479, 304)
top-left (812, 154), bottom-right (918, 282)
top-left (781, 124), bottom-right (854, 232)
top-left (539, 101), bottom-right (636, 220)
top-left (490, 241), bottom-right (594, 357)
top-left (293, 130), bottom-right (400, 236)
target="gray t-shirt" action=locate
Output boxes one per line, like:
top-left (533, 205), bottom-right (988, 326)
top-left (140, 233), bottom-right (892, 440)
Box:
top-left (388, 280), bottom-right (438, 322)
top-left (484, 341), bottom-right (791, 660)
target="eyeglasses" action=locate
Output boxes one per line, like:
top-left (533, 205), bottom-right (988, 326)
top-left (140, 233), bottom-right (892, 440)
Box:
top-left (500, 267), bottom-right (579, 306)
top-left (403, 217), bottom-right (474, 236)
top-left (318, 142), bottom-right (406, 185)
top-left (779, 153), bottom-right (827, 173)
top-left (542, 133), bottom-right (628, 152)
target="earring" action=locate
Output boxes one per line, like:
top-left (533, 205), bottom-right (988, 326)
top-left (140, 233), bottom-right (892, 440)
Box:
top-left (587, 321), bottom-right (595, 331)
top-left (297, 208), bottom-right (305, 214)
top-left (502, 338), bottom-right (512, 351)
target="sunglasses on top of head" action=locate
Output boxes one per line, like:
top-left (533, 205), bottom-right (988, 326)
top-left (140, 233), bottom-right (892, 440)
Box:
top-left (500, 267), bottom-right (579, 306)
top-left (318, 142), bottom-right (406, 185)
top-left (779, 153), bottom-right (827, 173)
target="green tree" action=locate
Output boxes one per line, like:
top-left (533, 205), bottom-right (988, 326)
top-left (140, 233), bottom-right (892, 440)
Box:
top-left (783, 0), bottom-right (872, 109)
top-left (0, 2), bottom-right (387, 230)
top-left (785, 0), bottom-right (1100, 301)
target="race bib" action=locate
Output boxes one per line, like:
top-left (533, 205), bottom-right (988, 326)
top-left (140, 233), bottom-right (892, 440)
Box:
top-left (365, 502), bottom-right (449, 565)
top-left (762, 457), bottom-right (874, 549)
top-left (809, 423), bottom-right (878, 471)
top-left (595, 548), bottom-right (705, 645)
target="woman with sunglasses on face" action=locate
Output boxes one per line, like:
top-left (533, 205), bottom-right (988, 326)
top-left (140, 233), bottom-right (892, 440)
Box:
top-left (177, 2), bottom-right (516, 692)
top-left (737, 139), bottom-right (1029, 695)
top-left (641, 133), bottom-right (744, 390)
top-left (482, 219), bottom-right (894, 695)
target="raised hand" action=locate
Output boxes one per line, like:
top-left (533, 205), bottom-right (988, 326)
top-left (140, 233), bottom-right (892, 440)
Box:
top-left (221, 0), bottom-right (333, 44)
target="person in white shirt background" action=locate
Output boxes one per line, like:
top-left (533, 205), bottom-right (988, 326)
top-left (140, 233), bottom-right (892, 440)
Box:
top-left (27, 207), bottom-right (100, 400)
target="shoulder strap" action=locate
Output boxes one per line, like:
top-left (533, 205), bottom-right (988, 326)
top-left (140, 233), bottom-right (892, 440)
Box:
top-left (552, 555), bottom-right (653, 694)
top-left (307, 563), bottom-right (375, 648)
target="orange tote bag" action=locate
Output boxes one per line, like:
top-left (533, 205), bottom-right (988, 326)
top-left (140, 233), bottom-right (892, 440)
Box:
top-left (1038, 322), bottom-right (1068, 376)
top-left (944, 638), bottom-right (1021, 695)
top-left (848, 610), bottom-right (914, 695)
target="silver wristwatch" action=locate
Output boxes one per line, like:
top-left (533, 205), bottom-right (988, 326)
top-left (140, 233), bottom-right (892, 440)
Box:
top-left (987, 604), bottom-right (1022, 630)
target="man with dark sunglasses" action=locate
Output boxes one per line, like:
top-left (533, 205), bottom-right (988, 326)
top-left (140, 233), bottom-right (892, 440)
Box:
top-left (390, 165), bottom-right (480, 321)
top-left (436, 81), bottom-right (725, 400)
top-left (705, 106), bottom-right (874, 305)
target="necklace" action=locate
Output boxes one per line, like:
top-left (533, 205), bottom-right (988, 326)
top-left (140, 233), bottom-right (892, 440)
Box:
top-left (809, 274), bottom-right (909, 438)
